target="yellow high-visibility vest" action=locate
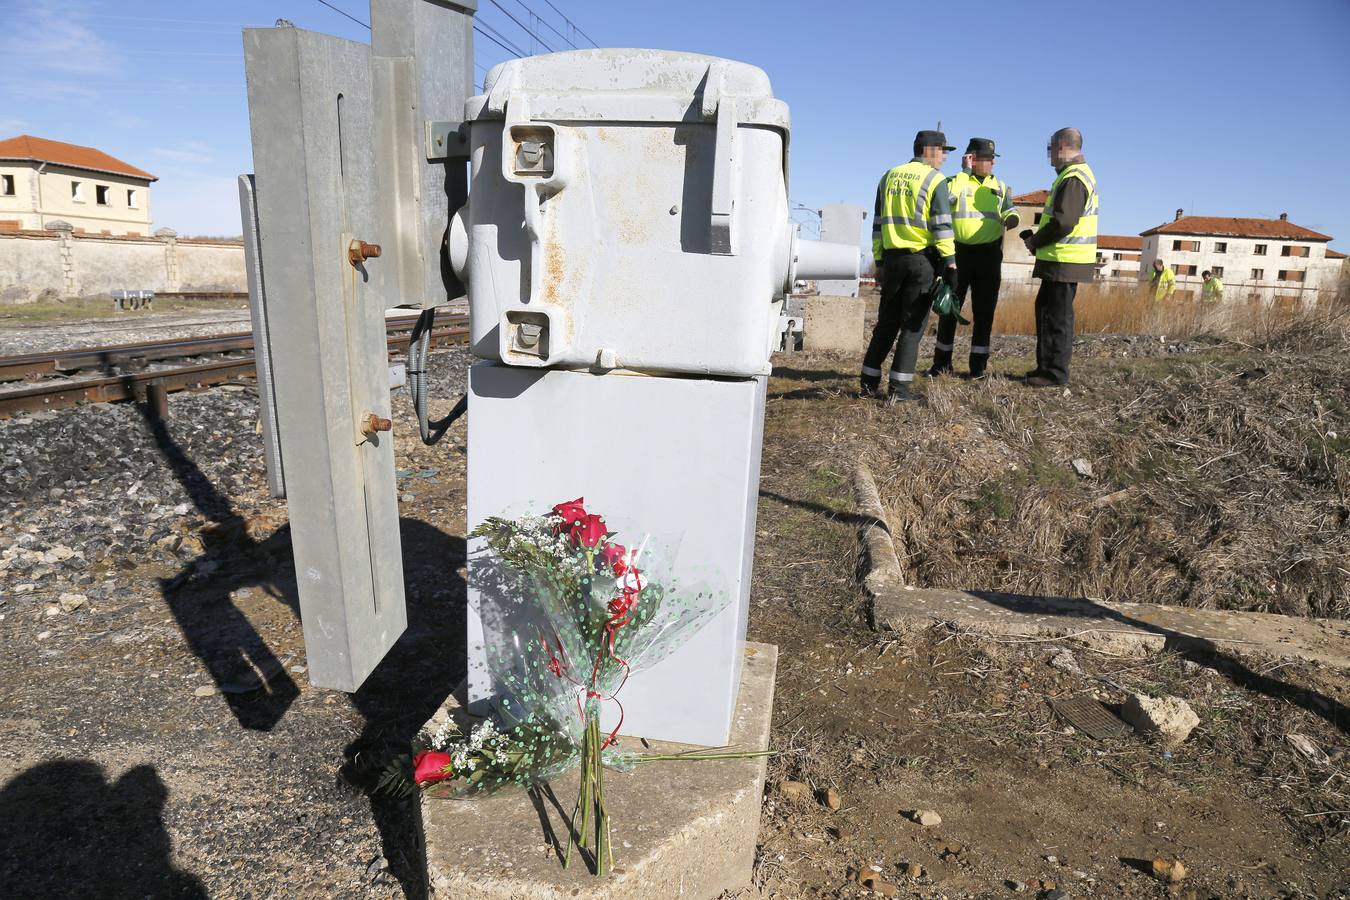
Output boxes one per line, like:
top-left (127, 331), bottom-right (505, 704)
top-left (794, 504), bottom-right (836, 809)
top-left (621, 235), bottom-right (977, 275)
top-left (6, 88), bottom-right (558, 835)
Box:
top-left (1152, 266), bottom-right (1177, 301)
top-left (1034, 162), bottom-right (1098, 265)
top-left (873, 160), bottom-right (952, 258)
top-left (948, 171), bottom-right (1014, 244)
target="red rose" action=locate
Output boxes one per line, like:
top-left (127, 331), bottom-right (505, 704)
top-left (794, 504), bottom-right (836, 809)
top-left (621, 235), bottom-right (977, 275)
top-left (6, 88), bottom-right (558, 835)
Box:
top-left (570, 513), bottom-right (607, 549)
top-left (598, 543), bottom-right (627, 571)
top-left (412, 751), bottom-right (453, 785)
top-left (551, 497), bottom-right (587, 527)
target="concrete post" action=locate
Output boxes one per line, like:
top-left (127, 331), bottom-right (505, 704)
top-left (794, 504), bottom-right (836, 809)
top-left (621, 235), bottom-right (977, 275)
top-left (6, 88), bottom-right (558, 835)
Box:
top-left (156, 227), bottom-right (180, 291)
top-left (46, 220), bottom-right (76, 296)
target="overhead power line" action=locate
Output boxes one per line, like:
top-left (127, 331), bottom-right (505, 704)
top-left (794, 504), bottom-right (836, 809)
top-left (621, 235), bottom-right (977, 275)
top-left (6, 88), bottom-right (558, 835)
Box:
top-left (313, 0), bottom-right (370, 29)
top-left (474, 24), bottom-right (523, 59)
top-left (486, 0), bottom-right (555, 53)
top-left (507, 0), bottom-right (576, 49)
top-left (542, 0), bottom-right (600, 48)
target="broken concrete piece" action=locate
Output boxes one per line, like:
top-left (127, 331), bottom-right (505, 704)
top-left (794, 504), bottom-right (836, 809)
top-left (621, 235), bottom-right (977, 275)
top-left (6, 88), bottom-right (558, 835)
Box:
top-left (1123, 694), bottom-right (1199, 747)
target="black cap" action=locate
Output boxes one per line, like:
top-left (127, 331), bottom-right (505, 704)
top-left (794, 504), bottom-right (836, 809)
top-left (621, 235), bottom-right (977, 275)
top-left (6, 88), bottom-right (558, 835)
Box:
top-left (914, 130), bottom-right (956, 152)
top-left (965, 137), bottom-right (999, 158)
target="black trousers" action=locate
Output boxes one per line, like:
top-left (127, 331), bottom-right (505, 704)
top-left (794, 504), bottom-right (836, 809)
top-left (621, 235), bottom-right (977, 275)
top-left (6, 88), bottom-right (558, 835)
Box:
top-left (862, 250), bottom-right (935, 385)
top-left (933, 240), bottom-right (1002, 374)
top-left (1034, 279), bottom-right (1077, 383)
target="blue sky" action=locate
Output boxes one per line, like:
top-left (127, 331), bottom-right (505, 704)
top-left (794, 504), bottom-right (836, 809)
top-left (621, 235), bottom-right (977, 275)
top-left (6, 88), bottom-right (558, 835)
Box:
top-left (3, 0), bottom-right (1348, 247)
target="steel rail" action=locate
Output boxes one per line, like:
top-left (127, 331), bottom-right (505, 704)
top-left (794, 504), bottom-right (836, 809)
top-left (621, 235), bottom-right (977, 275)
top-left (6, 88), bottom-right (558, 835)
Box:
top-left (0, 314), bottom-right (468, 382)
top-left (0, 323), bottom-right (468, 417)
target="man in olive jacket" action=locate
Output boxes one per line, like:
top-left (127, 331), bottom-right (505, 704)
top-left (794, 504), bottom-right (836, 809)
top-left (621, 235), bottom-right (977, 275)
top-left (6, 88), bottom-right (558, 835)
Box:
top-left (1022, 127), bottom-right (1098, 387)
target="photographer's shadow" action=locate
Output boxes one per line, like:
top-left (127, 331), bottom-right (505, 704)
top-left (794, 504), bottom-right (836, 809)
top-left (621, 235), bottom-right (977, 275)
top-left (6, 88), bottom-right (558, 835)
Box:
top-left (0, 760), bottom-right (206, 898)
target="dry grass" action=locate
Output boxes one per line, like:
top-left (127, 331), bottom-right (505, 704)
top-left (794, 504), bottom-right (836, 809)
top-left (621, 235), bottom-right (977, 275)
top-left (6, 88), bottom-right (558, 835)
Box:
top-left (869, 307), bottom-right (1350, 619)
top-left (991, 283), bottom-right (1339, 337)
top-left (0, 295), bottom-right (247, 323)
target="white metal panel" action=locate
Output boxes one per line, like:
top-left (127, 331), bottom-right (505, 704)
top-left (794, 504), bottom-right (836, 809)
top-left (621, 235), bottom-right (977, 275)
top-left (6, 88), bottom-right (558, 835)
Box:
top-left (465, 363), bottom-right (766, 747)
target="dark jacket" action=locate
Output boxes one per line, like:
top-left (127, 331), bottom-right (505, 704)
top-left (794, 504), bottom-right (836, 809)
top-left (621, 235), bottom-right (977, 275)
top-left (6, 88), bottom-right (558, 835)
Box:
top-left (1029, 155), bottom-right (1096, 283)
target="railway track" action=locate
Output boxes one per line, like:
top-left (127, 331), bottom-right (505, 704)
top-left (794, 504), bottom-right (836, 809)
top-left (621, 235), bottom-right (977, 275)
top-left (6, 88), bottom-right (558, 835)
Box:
top-left (0, 314), bottom-right (469, 417)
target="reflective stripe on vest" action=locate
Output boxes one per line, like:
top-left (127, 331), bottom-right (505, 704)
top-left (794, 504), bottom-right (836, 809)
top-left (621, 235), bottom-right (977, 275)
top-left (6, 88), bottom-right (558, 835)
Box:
top-left (949, 172), bottom-right (1009, 244)
top-left (877, 161), bottom-right (943, 253)
top-left (1035, 162), bottom-right (1098, 264)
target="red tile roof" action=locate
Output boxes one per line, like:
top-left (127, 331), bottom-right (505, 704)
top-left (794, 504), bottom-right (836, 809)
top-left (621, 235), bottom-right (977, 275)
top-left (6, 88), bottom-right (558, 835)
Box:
top-left (1141, 215), bottom-right (1330, 242)
top-left (1328, 248), bottom-right (1347, 260)
top-left (1098, 234), bottom-right (1143, 251)
top-left (1013, 190), bottom-right (1048, 205)
top-left (0, 135), bottom-right (156, 182)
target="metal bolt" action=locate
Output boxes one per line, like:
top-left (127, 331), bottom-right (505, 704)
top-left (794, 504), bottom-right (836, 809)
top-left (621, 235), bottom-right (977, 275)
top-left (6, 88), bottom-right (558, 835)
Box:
top-left (362, 413), bottom-right (393, 435)
top-left (349, 240), bottom-right (382, 266)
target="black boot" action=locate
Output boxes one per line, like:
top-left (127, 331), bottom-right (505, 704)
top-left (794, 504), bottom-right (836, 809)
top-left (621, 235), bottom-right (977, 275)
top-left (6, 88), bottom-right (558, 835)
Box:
top-left (859, 373), bottom-right (881, 397)
top-left (927, 346), bottom-right (954, 377)
top-left (886, 381), bottom-right (915, 405)
top-left (968, 351), bottom-right (989, 380)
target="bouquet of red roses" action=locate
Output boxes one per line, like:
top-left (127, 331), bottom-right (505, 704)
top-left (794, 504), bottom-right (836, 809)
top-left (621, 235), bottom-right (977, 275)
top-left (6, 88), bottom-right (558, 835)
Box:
top-left (397, 497), bottom-right (759, 876)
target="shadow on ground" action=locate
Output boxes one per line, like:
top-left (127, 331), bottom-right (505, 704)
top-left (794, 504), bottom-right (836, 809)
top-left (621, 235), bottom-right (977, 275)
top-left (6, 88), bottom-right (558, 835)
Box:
top-left (122, 376), bottom-right (469, 896)
top-left (969, 590), bottom-right (1349, 735)
top-left (0, 760), bottom-right (207, 897)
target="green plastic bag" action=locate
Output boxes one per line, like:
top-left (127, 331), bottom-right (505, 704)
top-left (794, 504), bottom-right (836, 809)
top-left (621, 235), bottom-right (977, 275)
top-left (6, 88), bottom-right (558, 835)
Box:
top-left (929, 277), bottom-right (969, 325)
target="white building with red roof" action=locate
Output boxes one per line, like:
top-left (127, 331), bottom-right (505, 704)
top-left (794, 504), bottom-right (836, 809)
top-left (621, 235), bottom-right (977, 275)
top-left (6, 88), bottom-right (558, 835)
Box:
top-left (0, 135), bottom-right (157, 236)
top-left (1140, 210), bottom-right (1342, 303)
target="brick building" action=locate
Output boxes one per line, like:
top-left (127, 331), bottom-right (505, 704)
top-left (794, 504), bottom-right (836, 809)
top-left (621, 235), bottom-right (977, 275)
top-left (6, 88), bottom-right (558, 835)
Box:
top-left (1139, 211), bottom-right (1342, 303)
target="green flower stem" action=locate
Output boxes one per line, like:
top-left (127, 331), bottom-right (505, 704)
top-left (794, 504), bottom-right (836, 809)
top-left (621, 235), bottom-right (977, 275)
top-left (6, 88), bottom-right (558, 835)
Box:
top-left (636, 750), bottom-right (777, 762)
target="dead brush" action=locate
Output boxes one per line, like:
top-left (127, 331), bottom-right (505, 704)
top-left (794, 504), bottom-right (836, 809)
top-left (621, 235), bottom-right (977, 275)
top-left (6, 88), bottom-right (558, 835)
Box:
top-left (991, 283), bottom-right (1340, 341)
top-left (871, 313), bottom-right (1350, 620)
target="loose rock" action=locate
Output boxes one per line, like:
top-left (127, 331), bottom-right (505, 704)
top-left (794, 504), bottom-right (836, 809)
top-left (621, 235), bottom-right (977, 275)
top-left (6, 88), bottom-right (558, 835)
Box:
top-left (1122, 694), bottom-right (1200, 747)
top-left (821, 787), bottom-right (842, 811)
top-left (907, 808), bottom-right (941, 827)
top-left (57, 592), bottom-right (87, 612)
top-left (778, 780), bottom-right (812, 805)
top-left (1151, 858), bottom-right (1186, 884)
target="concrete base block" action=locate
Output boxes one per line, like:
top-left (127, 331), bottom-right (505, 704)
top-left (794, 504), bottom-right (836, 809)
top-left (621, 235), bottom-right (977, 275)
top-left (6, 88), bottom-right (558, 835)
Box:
top-left (422, 643), bottom-right (777, 900)
top-left (803, 294), bottom-right (864, 353)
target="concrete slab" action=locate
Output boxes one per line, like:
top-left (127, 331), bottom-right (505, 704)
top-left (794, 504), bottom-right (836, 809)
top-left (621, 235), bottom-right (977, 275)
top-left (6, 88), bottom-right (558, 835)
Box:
top-left (803, 295), bottom-right (864, 354)
top-left (874, 586), bottom-right (1350, 669)
top-left (853, 464), bottom-right (1350, 670)
top-left (421, 643), bottom-right (777, 899)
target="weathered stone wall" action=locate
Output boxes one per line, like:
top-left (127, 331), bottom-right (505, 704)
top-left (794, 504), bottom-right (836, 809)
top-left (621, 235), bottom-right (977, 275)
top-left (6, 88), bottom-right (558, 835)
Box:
top-left (0, 232), bottom-right (63, 302)
top-left (67, 236), bottom-right (168, 296)
top-left (174, 240), bottom-right (249, 292)
top-left (0, 229), bottom-right (245, 303)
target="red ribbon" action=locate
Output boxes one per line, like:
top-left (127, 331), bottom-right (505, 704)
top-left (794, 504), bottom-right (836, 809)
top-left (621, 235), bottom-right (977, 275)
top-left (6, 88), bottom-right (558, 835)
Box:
top-left (539, 565), bottom-right (642, 752)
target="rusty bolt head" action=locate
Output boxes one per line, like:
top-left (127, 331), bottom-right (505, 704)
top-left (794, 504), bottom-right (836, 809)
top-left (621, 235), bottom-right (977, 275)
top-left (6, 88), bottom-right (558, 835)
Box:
top-left (349, 240), bottom-right (382, 265)
top-left (362, 413), bottom-right (393, 435)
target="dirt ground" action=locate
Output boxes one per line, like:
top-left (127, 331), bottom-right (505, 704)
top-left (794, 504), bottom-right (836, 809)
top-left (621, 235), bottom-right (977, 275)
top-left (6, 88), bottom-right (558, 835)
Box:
top-left (1, 321), bottom-right (1347, 898)
top-left (752, 331), bottom-right (1348, 899)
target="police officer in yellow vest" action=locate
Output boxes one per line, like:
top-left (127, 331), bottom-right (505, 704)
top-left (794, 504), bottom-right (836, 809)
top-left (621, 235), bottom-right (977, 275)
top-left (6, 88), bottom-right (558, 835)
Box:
top-left (1021, 127), bottom-right (1098, 387)
top-left (928, 138), bottom-right (1019, 378)
top-left (861, 130), bottom-right (959, 402)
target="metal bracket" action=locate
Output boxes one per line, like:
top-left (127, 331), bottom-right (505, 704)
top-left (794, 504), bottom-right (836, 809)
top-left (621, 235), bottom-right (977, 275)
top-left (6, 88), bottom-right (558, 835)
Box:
top-left (425, 120), bottom-right (469, 160)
